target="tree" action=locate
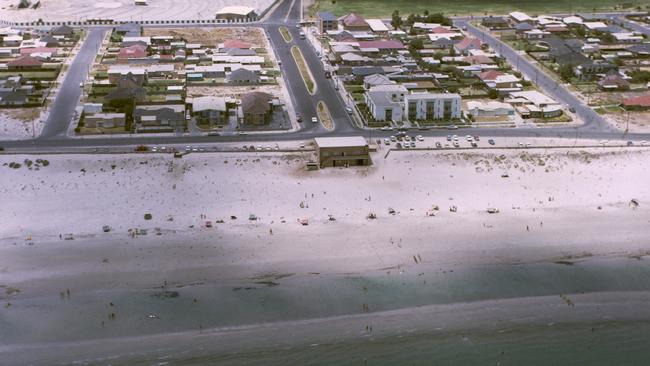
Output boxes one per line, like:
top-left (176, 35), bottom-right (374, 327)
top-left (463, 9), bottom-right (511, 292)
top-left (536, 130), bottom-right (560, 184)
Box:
top-left (409, 38), bottom-right (424, 51)
top-left (559, 63), bottom-right (574, 82)
top-left (391, 10), bottom-right (402, 29)
top-left (487, 88), bottom-right (499, 99)
top-left (18, 0), bottom-right (30, 8)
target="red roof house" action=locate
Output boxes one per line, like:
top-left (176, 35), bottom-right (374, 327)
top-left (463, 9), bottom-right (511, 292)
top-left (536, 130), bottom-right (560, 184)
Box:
top-left (7, 55), bottom-right (44, 69)
top-left (478, 70), bottom-right (504, 81)
top-left (357, 40), bottom-right (405, 51)
top-left (341, 13), bottom-right (370, 31)
top-left (20, 47), bottom-right (58, 56)
top-left (622, 94), bottom-right (650, 109)
top-left (454, 37), bottom-right (483, 54)
top-left (117, 44), bottom-right (147, 62)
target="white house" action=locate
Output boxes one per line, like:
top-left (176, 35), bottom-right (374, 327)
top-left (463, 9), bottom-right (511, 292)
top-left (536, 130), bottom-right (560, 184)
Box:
top-left (405, 93), bottom-right (461, 121)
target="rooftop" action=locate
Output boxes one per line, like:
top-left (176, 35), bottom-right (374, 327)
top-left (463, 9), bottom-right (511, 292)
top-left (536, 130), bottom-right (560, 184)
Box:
top-left (315, 136), bottom-right (368, 148)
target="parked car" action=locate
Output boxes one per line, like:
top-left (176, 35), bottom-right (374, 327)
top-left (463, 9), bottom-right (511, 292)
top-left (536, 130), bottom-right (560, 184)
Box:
top-left (446, 135), bottom-right (452, 141)
top-left (312, 117), bottom-right (318, 124)
top-left (410, 141), bottom-right (416, 148)
top-left (384, 138), bottom-right (390, 145)
top-left (390, 136), bottom-right (397, 142)
top-left (416, 135), bottom-right (424, 141)
top-left (296, 114), bottom-right (303, 122)
top-left (435, 142), bottom-right (442, 148)
top-left (473, 135), bottom-right (480, 141)
top-left (488, 139), bottom-right (496, 145)
top-left (346, 107), bottom-right (353, 114)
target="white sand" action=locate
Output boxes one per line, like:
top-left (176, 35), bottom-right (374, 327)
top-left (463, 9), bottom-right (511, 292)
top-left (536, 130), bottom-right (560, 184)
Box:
top-left (0, 0), bottom-right (274, 22)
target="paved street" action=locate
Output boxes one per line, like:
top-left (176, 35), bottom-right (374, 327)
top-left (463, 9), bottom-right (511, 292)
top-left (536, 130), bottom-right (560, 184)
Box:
top-left (2, 2), bottom-right (650, 153)
top-left (39, 29), bottom-right (106, 139)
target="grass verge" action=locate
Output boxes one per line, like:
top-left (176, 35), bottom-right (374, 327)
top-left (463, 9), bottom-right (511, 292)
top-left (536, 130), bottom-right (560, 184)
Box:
top-left (317, 101), bottom-right (334, 130)
top-left (279, 26), bottom-right (292, 43)
top-left (291, 46), bottom-right (316, 94)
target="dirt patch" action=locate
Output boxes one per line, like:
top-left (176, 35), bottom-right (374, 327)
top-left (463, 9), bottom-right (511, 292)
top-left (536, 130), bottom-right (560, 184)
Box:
top-left (143, 27), bottom-right (267, 48)
top-left (187, 84), bottom-right (283, 99)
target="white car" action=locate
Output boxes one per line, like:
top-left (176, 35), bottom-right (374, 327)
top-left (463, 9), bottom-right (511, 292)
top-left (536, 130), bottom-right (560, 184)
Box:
top-left (404, 136), bottom-right (411, 142)
top-left (466, 135), bottom-right (473, 142)
top-left (299, 141), bottom-right (305, 148)
top-left (384, 138), bottom-right (390, 145)
top-left (312, 117), bottom-right (318, 124)
top-left (416, 135), bottom-right (424, 142)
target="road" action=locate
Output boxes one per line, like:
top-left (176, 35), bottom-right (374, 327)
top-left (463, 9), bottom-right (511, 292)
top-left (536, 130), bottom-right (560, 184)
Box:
top-left (39, 29), bottom-right (106, 139)
top-left (2, 3), bottom-right (650, 153)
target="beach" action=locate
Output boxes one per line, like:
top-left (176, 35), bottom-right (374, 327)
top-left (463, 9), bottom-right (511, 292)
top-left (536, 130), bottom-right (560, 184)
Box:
top-left (1, 146), bottom-right (650, 364)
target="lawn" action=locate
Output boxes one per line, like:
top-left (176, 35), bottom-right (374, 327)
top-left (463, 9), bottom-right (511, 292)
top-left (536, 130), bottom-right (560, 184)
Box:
top-left (291, 46), bottom-right (316, 94)
top-left (279, 26), bottom-right (292, 43)
top-left (312, 0), bottom-right (643, 17)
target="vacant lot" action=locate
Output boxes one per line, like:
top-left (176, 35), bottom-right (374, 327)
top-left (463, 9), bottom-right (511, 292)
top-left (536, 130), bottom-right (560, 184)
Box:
top-left (143, 27), bottom-right (267, 48)
top-left (312, 0), bottom-right (642, 17)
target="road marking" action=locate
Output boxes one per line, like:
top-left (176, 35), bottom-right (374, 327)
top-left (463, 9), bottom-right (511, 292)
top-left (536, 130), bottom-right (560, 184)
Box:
top-left (284, 0), bottom-right (297, 23)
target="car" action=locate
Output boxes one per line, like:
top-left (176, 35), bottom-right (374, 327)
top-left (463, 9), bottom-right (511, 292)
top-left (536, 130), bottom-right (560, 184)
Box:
top-left (641, 141), bottom-right (647, 146)
top-left (295, 24), bottom-right (301, 28)
top-left (192, 147), bottom-right (198, 152)
top-left (403, 143), bottom-right (409, 149)
top-left (518, 142), bottom-right (524, 147)
top-left (396, 142), bottom-right (403, 149)
top-left (453, 142), bottom-right (459, 148)
top-left (312, 117), bottom-right (318, 124)
top-left (488, 139), bottom-right (495, 145)
top-left (569, 107), bottom-right (576, 113)
top-left (346, 107), bottom-right (353, 114)
top-left (471, 142), bottom-right (478, 148)
top-left (416, 135), bottom-right (424, 141)
top-left (465, 135), bottom-right (473, 142)
top-left (299, 141), bottom-right (305, 148)
top-left (435, 142), bottom-right (442, 148)
top-left (404, 135), bottom-right (411, 142)
top-left (410, 141), bottom-right (416, 148)
top-left (185, 146), bottom-right (191, 152)
top-left (381, 127), bottom-right (391, 131)
top-left (79, 82), bottom-right (84, 88)
top-left (446, 135), bottom-right (452, 141)
top-left (296, 114), bottom-right (303, 122)
top-left (453, 135), bottom-right (459, 142)
top-left (384, 138), bottom-right (390, 145)
top-left (243, 145), bottom-right (248, 150)
top-left (473, 135), bottom-right (480, 141)
top-left (151, 147), bottom-right (157, 152)
top-left (447, 125), bottom-right (458, 130)
top-left (627, 140), bottom-right (634, 146)
top-left (390, 136), bottom-right (396, 142)
top-left (208, 132), bottom-right (220, 136)
top-left (334, 84), bottom-right (339, 90)
top-left (257, 145), bottom-right (263, 150)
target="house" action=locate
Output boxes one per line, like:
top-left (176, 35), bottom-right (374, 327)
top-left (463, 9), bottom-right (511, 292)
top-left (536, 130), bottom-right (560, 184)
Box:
top-left (117, 44), bottom-right (147, 62)
top-left (622, 94), bottom-right (650, 110)
top-left (3, 35), bottom-right (23, 47)
top-left (364, 84), bottom-right (407, 122)
top-left (39, 35), bottom-right (59, 47)
top-left (405, 93), bottom-right (461, 121)
top-left (363, 73), bottom-right (394, 89)
top-left (215, 6), bottom-right (258, 21)
top-left (612, 32), bottom-right (644, 44)
top-left (83, 103), bottom-right (103, 114)
top-left (341, 13), bottom-right (370, 32)
top-left (357, 40), bottom-right (404, 52)
top-left (0, 90), bottom-right (28, 106)
top-left (509, 12), bottom-right (534, 24)
top-left (482, 16), bottom-right (510, 29)
top-left (240, 91), bottom-right (272, 125)
top-left (134, 0), bottom-right (147, 5)
top-left (115, 23), bottom-right (141, 37)
top-left (430, 38), bottom-right (459, 50)
top-left (340, 52), bottom-right (369, 65)
top-left (598, 71), bottom-right (630, 91)
top-left (314, 136), bottom-right (370, 168)
top-left (20, 47), bottom-right (58, 57)
top-left (105, 73), bottom-right (146, 103)
top-left (51, 25), bottom-right (74, 37)
top-left (454, 37), bottom-right (482, 55)
top-left (506, 90), bottom-right (562, 118)
top-left (627, 43), bottom-right (650, 57)
top-left (317, 12), bottom-right (338, 34)
top-left (84, 113), bottom-right (126, 128)
top-left (466, 101), bottom-right (514, 117)
top-left (226, 68), bottom-right (260, 84)
top-left (524, 29), bottom-right (550, 40)
top-left (367, 19), bottom-right (390, 35)
top-left (514, 22), bottom-right (535, 36)
top-left (191, 96), bottom-right (228, 125)
top-left (7, 55), bottom-right (43, 69)
top-left (134, 104), bottom-right (185, 132)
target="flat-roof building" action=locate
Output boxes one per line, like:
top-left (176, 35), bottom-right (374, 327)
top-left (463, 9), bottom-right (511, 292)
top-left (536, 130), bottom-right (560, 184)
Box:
top-left (314, 136), bottom-right (371, 168)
